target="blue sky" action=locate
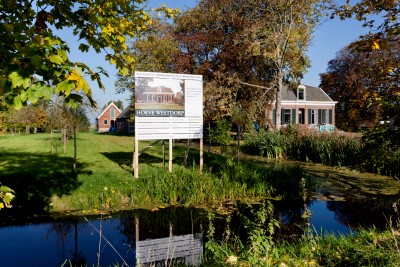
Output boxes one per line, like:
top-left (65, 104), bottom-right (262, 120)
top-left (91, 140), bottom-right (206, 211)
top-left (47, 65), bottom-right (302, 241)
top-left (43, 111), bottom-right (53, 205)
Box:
top-left (62, 1), bottom-right (371, 121)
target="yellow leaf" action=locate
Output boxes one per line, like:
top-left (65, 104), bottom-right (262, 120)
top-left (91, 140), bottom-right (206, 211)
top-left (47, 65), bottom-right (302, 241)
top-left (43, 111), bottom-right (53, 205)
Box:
top-left (117, 35), bottom-right (125, 43)
top-left (372, 41), bottom-right (380, 50)
top-left (0, 203), bottom-right (4, 209)
top-left (67, 69), bottom-right (90, 93)
top-left (67, 70), bottom-right (80, 82)
top-left (102, 24), bottom-right (115, 35)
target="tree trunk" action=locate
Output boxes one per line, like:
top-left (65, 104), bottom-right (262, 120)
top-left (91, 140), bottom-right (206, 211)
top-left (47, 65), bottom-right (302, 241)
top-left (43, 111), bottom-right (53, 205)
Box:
top-left (51, 130), bottom-right (54, 154)
top-left (183, 139), bottom-right (190, 167)
top-left (63, 128), bottom-right (67, 153)
top-left (275, 73), bottom-right (283, 130)
top-left (237, 125), bottom-right (240, 164)
top-left (208, 121), bottom-right (211, 154)
top-left (132, 138), bottom-right (135, 174)
top-left (73, 128), bottom-right (77, 171)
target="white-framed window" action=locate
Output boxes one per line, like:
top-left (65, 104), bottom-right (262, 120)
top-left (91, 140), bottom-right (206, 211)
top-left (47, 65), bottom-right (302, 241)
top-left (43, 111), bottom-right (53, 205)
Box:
top-left (284, 109), bottom-right (291, 124)
top-left (104, 119), bottom-right (108, 125)
top-left (310, 110), bottom-right (316, 124)
top-left (321, 109), bottom-right (327, 124)
top-left (110, 108), bottom-right (115, 119)
top-left (297, 85), bottom-right (306, 100)
top-left (298, 108), bottom-right (305, 124)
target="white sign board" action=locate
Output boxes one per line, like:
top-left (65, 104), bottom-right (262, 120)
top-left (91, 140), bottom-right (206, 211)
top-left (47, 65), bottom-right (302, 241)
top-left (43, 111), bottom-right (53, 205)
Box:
top-left (136, 234), bottom-right (203, 266)
top-left (135, 72), bottom-right (203, 140)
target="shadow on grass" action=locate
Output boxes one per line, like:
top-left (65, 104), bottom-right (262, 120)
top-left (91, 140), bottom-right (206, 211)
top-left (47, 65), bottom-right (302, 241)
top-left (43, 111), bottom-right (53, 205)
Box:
top-left (101, 152), bottom-right (163, 167)
top-left (0, 150), bottom-right (91, 222)
top-left (101, 141), bottom-right (228, 171)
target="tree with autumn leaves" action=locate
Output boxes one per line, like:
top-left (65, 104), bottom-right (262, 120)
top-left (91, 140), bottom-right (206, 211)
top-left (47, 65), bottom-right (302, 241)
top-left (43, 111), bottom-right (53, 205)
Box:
top-left (0, 0), bottom-right (176, 208)
top-left (321, 0), bottom-right (400, 131)
top-left (333, 0), bottom-right (399, 49)
top-left (320, 37), bottom-right (399, 131)
top-left (119, 0), bottom-right (329, 130)
top-left (174, 0), bottom-right (331, 129)
top-left (0, 0), bottom-right (177, 110)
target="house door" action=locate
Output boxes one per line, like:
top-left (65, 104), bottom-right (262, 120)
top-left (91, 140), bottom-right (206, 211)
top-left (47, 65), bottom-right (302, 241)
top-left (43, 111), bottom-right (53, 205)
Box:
top-left (158, 96), bottom-right (162, 102)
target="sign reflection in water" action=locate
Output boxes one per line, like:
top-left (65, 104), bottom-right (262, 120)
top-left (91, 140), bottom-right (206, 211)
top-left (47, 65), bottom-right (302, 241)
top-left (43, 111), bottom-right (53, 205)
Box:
top-left (136, 234), bottom-right (203, 266)
top-left (0, 207), bottom-right (206, 267)
top-left (0, 195), bottom-right (398, 266)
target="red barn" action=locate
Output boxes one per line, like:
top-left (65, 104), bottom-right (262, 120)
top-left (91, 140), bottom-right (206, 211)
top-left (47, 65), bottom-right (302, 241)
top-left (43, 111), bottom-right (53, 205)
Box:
top-left (96, 102), bottom-right (122, 132)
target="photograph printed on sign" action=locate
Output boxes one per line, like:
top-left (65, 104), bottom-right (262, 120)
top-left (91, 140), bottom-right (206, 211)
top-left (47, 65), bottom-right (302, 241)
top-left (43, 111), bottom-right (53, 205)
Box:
top-left (135, 77), bottom-right (185, 117)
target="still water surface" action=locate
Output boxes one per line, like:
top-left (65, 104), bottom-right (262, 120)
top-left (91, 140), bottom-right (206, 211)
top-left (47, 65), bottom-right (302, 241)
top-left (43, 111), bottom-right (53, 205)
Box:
top-left (0, 197), bottom-right (397, 267)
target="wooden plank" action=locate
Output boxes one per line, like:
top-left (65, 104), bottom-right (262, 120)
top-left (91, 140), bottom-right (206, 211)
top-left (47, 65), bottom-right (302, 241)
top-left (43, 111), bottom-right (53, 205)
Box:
top-left (200, 137), bottom-right (203, 173)
top-left (134, 138), bottom-right (139, 178)
top-left (168, 138), bottom-right (172, 173)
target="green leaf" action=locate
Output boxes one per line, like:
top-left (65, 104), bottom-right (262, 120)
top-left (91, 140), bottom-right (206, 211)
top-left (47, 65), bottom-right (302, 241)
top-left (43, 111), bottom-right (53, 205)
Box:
top-left (3, 193), bottom-right (13, 204)
top-left (31, 55), bottom-right (43, 66)
top-left (0, 186), bottom-right (14, 193)
top-left (13, 95), bottom-right (23, 109)
top-left (44, 36), bottom-right (61, 46)
top-left (49, 54), bottom-right (64, 64)
top-left (65, 93), bottom-right (83, 108)
top-left (58, 49), bottom-right (68, 61)
top-left (79, 43), bottom-right (90, 52)
top-left (8, 72), bottom-right (31, 89)
top-left (20, 92), bottom-right (27, 102)
top-left (28, 83), bottom-right (55, 101)
top-left (56, 80), bottom-right (75, 96)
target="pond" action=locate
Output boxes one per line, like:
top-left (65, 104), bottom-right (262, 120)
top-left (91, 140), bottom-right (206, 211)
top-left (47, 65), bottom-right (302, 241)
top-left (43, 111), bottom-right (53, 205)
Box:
top-left (0, 199), bottom-right (398, 266)
top-left (0, 162), bottom-right (399, 266)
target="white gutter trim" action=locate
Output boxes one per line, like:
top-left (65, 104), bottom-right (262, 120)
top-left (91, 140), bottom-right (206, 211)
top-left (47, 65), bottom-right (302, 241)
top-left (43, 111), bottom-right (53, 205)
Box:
top-left (280, 101), bottom-right (337, 106)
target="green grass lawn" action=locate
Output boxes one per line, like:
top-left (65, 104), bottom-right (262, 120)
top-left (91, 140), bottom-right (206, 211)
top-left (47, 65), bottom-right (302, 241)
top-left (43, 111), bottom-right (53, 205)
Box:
top-left (0, 132), bottom-right (155, 214)
top-left (0, 132), bottom-right (277, 215)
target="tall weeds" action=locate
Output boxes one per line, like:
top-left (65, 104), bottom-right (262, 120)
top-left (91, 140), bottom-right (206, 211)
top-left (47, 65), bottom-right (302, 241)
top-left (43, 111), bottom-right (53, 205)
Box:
top-left (243, 125), bottom-right (400, 178)
top-left (128, 162), bottom-right (274, 207)
top-left (243, 125), bottom-right (363, 167)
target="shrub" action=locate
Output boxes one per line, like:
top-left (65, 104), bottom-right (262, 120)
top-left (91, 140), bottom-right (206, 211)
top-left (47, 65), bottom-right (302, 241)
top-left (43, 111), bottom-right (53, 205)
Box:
top-left (242, 129), bottom-right (287, 158)
top-left (210, 119), bottom-right (233, 154)
top-left (361, 125), bottom-right (400, 177)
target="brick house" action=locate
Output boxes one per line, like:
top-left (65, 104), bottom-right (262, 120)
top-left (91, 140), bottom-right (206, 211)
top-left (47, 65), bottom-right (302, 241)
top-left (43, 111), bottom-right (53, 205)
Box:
top-left (136, 86), bottom-right (175, 103)
top-left (96, 102), bottom-right (122, 132)
top-left (115, 104), bottom-right (135, 134)
top-left (270, 84), bottom-right (337, 131)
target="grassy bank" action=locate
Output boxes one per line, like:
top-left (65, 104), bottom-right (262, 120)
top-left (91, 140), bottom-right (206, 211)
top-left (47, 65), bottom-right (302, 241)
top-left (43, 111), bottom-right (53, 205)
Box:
top-left (205, 227), bottom-right (400, 266)
top-left (0, 132), bottom-right (281, 215)
top-left (204, 200), bottom-right (400, 267)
